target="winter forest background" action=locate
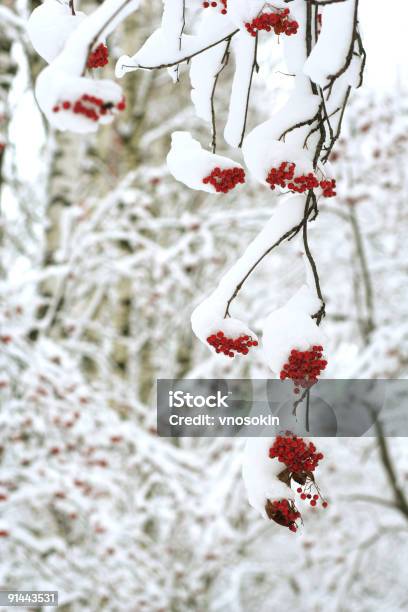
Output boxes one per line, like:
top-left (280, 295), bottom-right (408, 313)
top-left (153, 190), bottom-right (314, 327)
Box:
top-left (1, 0), bottom-right (408, 611)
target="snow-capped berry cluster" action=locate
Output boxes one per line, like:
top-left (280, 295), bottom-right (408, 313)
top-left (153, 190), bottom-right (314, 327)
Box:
top-left (279, 346), bottom-right (327, 393)
top-left (245, 9), bottom-right (298, 38)
top-left (52, 95), bottom-right (126, 121)
top-left (206, 331), bottom-right (258, 357)
top-left (266, 162), bottom-right (336, 198)
top-left (265, 498), bottom-right (301, 532)
top-left (269, 434), bottom-right (324, 474)
top-left (202, 1), bottom-right (227, 14)
top-left (203, 167), bottom-right (245, 193)
top-left (87, 43), bottom-right (109, 69)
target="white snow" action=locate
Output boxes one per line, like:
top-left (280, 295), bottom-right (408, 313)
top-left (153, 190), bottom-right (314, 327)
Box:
top-left (35, 69), bottom-right (122, 133)
top-left (191, 195), bottom-right (305, 352)
top-left (227, 0), bottom-right (264, 28)
top-left (33, 0), bottom-right (139, 132)
top-left (243, 136), bottom-right (314, 186)
top-left (224, 32), bottom-right (257, 147)
top-left (190, 41), bottom-right (228, 122)
top-left (282, 0), bottom-right (308, 74)
top-left (116, 12), bottom-right (235, 77)
top-left (262, 286), bottom-right (325, 374)
top-left (303, 0), bottom-right (357, 87)
top-left (242, 436), bottom-right (294, 519)
top-left (191, 304), bottom-right (258, 357)
top-left (27, 0), bottom-right (86, 64)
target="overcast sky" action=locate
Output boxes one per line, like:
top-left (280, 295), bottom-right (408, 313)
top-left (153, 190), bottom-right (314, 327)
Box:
top-left (360, 0), bottom-right (407, 88)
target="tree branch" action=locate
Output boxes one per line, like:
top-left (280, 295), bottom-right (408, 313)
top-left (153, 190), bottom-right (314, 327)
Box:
top-left (374, 414), bottom-right (408, 522)
top-left (124, 30), bottom-right (240, 71)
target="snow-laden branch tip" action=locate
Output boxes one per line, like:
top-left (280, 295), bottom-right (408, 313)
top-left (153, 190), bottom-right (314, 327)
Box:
top-left (33, 0), bottom-right (139, 132)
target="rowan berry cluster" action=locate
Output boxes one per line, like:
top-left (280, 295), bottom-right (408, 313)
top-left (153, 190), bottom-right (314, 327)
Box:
top-left (52, 95), bottom-right (126, 121)
top-left (202, 0), bottom-right (227, 14)
top-left (203, 167), bottom-right (246, 193)
top-left (279, 346), bottom-right (327, 394)
top-left (245, 9), bottom-right (299, 37)
top-left (269, 434), bottom-right (324, 473)
top-left (87, 43), bottom-right (109, 69)
top-left (206, 331), bottom-right (258, 357)
top-left (265, 498), bottom-right (301, 532)
top-left (320, 179), bottom-right (337, 197)
top-left (296, 486), bottom-right (328, 509)
top-left (266, 162), bottom-right (336, 197)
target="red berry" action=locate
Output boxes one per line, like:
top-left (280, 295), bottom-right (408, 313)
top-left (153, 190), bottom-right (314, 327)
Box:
top-left (279, 345), bottom-right (327, 394)
top-left (207, 330), bottom-right (257, 357)
top-left (245, 8), bottom-right (298, 37)
top-left (266, 498), bottom-right (301, 532)
top-left (202, 167), bottom-right (245, 193)
top-left (269, 434), bottom-right (324, 474)
top-left (266, 162), bottom-right (335, 198)
top-left (87, 43), bottom-right (109, 69)
top-left (52, 92), bottom-right (126, 124)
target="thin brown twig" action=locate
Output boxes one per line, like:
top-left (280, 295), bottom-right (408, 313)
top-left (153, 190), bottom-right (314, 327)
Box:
top-left (373, 412), bottom-right (408, 521)
top-left (210, 38), bottom-right (232, 153)
top-left (123, 30), bottom-right (240, 71)
top-left (237, 33), bottom-right (259, 148)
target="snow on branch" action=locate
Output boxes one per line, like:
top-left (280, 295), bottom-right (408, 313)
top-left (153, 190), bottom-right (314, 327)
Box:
top-left (25, 0), bottom-right (366, 531)
top-left (29, 0), bottom-right (139, 132)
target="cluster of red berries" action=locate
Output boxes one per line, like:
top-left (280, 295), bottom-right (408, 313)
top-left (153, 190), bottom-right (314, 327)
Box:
top-left (320, 179), bottom-right (336, 197)
top-left (87, 43), bottom-right (109, 69)
top-left (279, 346), bottom-right (327, 394)
top-left (266, 162), bottom-right (336, 198)
top-left (202, 0), bottom-right (227, 14)
top-left (296, 486), bottom-right (328, 509)
top-left (266, 498), bottom-right (301, 532)
top-left (206, 331), bottom-right (258, 357)
top-left (52, 95), bottom-right (126, 122)
top-left (203, 167), bottom-right (246, 193)
top-left (245, 9), bottom-right (299, 37)
top-left (269, 434), bottom-right (324, 474)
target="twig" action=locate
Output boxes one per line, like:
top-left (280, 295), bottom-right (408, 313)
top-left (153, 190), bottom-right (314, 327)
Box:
top-left (342, 494), bottom-right (399, 511)
top-left (83, 0), bottom-right (136, 75)
top-left (279, 110), bottom-right (321, 142)
top-left (223, 216), bottom-right (307, 318)
top-left (305, 388), bottom-right (310, 431)
top-left (326, 0), bottom-right (360, 85)
top-left (302, 192), bottom-right (326, 324)
top-left (237, 33), bottom-right (259, 148)
top-left (321, 87), bottom-right (350, 162)
top-left (348, 204), bottom-right (375, 339)
top-left (374, 413), bottom-right (408, 521)
top-left (210, 38), bottom-right (231, 153)
top-left (124, 30), bottom-right (240, 71)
